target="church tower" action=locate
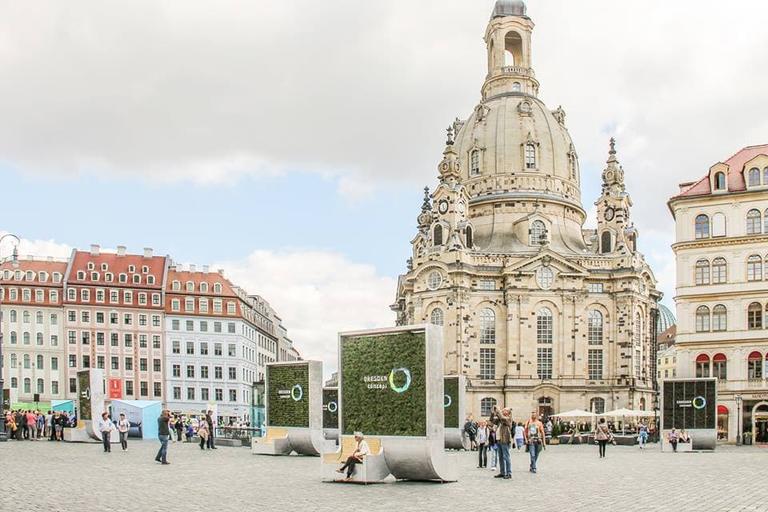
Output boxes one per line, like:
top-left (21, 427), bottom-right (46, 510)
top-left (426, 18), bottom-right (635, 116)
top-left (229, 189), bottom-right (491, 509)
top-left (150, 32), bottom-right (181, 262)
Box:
top-left (595, 138), bottom-right (638, 254)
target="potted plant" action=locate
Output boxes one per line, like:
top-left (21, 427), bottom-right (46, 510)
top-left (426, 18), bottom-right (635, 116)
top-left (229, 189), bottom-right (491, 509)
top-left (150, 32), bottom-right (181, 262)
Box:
top-left (549, 423), bottom-right (561, 444)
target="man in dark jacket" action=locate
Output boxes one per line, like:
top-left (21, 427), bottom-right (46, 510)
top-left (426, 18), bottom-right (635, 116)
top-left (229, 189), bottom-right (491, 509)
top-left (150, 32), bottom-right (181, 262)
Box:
top-left (155, 409), bottom-right (171, 465)
top-left (205, 411), bottom-right (216, 449)
top-left (490, 407), bottom-right (513, 479)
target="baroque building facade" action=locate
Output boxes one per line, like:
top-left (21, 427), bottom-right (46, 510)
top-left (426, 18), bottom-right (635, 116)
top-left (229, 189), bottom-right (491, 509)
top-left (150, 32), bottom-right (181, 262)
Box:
top-left (669, 144), bottom-right (768, 443)
top-left (392, 0), bottom-right (661, 419)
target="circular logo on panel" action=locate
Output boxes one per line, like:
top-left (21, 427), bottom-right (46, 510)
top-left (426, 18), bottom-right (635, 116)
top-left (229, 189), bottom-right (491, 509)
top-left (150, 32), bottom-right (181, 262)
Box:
top-left (444, 394), bottom-right (452, 408)
top-left (327, 401), bottom-right (338, 413)
top-left (388, 368), bottom-right (412, 394)
top-left (291, 384), bottom-right (303, 401)
top-left (692, 396), bottom-right (706, 410)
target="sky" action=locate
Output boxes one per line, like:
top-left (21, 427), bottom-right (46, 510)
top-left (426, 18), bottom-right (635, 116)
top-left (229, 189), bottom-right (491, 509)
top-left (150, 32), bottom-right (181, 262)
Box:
top-left (1, 0), bottom-right (767, 373)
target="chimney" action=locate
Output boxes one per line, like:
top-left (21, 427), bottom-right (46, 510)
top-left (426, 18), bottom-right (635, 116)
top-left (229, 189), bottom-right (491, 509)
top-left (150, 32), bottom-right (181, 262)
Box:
top-left (143, 247), bottom-right (153, 258)
top-left (116, 246), bottom-right (126, 257)
top-left (47, 256), bottom-right (53, 262)
top-left (190, 264), bottom-right (196, 272)
top-left (90, 244), bottom-right (100, 256)
top-left (202, 265), bottom-right (209, 273)
top-left (217, 268), bottom-right (224, 276)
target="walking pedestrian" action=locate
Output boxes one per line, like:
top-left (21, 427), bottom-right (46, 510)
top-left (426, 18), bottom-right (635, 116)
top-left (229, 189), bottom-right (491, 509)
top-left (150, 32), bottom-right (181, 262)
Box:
top-left (117, 413), bottom-right (130, 451)
top-left (524, 411), bottom-right (546, 473)
top-left (490, 407), bottom-right (512, 480)
top-left (638, 422), bottom-right (649, 449)
top-left (476, 421), bottom-right (488, 468)
top-left (595, 417), bottom-right (613, 458)
top-left (487, 423), bottom-right (498, 471)
top-left (98, 412), bottom-right (113, 453)
top-left (198, 421), bottom-right (210, 450)
top-left (175, 415), bottom-right (184, 442)
top-left (514, 421), bottom-right (525, 450)
top-left (205, 410), bottom-right (217, 449)
top-left (156, 409), bottom-right (171, 464)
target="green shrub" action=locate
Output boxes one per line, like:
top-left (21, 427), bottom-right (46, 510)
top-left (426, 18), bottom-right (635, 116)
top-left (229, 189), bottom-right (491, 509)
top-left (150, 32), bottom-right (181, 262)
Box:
top-left (341, 331), bottom-right (426, 437)
top-left (443, 376), bottom-right (460, 429)
top-left (322, 388), bottom-right (339, 429)
top-left (266, 364), bottom-right (309, 428)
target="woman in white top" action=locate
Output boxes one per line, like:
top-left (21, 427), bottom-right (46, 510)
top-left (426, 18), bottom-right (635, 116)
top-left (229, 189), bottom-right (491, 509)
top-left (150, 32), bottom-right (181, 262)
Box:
top-left (476, 421), bottom-right (489, 468)
top-left (117, 413), bottom-right (130, 451)
top-left (514, 423), bottom-right (525, 450)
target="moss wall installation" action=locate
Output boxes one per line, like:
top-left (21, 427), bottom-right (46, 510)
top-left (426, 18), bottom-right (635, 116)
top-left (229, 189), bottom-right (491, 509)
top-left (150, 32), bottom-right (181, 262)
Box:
top-left (267, 364), bottom-right (309, 428)
top-left (341, 331), bottom-right (426, 437)
top-left (443, 376), bottom-right (460, 429)
top-left (322, 388), bottom-right (339, 429)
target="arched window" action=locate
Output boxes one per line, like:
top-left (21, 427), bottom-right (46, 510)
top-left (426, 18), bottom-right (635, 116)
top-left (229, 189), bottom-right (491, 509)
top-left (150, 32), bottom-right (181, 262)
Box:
top-left (695, 354), bottom-right (710, 378)
top-left (714, 172), bottom-right (726, 190)
top-left (634, 313), bottom-right (643, 346)
top-left (186, 281), bottom-right (194, 292)
top-left (748, 167), bottom-right (761, 187)
top-left (590, 397), bottom-right (605, 414)
top-left (10, 354), bottom-right (17, 367)
top-left (530, 220), bottom-right (546, 246)
top-left (712, 212), bottom-right (726, 237)
top-left (747, 255), bottom-right (762, 281)
top-left (213, 283), bottom-right (222, 294)
top-left (748, 302), bottom-right (763, 330)
top-left (35, 311), bottom-right (43, 324)
top-left (23, 311), bottom-right (30, 323)
top-left (480, 397), bottom-right (498, 417)
top-left (433, 225), bottom-right (443, 246)
top-left (9, 310), bottom-right (16, 322)
top-left (171, 280), bottom-right (180, 291)
top-left (23, 354), bottom-right (30, 369)
top-left (470, 149), bottom-right (480, 175)
top-left (601, 231), bottom-right (612, 253)
top-left (465, 226), bottom-right (473, 248)
top-left (712, 257), bottom-right (727, 284)
top-left (712, 305), bottom-right (727, 331)
top-left (512, 81), bottom-right (522, 92)
top-left (525, 143), bottom-right (536, 169)
top-left (588, 310), bottom-right (603, 345)
top-left (640, 397), bottom-right (646, 411)
top-left (10, 378), bottom-right (17, 389)
top-left (748, 351), bottom-right (763, 379)
top-left (36, 378), bottom-right (44, 394)
top-left (747, 209), bottom-right (762, 235)
top-left (479, 308), bottom-right (496, 344)
top-left (200, 282), bottom-right (208, 293)
top-left (23, 332), bottom-right (30, 345)
top-left (695, 259), bottom-right (710, 285)
top-left (36, 333), bottom-right (43, 345)
top-left (695, 306), bottom-right (710, 332)
top-left (36, 354), bottom-right (43, 368)
top-left (430, 308), bottom-right (444, 326)
top-left (537, 308), bottom-right (553, 344)
top-left (712, 353), bottom-right (727, 380)
top-left (765, 209), bottom-right (768, 234)
top-left (695, 215), bottom-right (710, 239)
top-left (23, 378), bottom-right (31, 394)
top-left (10, 331), bottom-right (17, 344)
top-left (504, 31), bottom-right (522, 67)
top-left (764, 167), bottom-right (768, 184)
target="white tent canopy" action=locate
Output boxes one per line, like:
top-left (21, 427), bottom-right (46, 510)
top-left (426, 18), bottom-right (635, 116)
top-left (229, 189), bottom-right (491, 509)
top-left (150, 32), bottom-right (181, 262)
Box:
top-left (553, 409), bottom-right (596, 418)
top-left (601, 408), bottom-right (654, 418)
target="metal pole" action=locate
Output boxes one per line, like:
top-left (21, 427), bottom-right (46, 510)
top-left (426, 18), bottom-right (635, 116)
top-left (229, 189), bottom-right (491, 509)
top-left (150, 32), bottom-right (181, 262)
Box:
top-left (736, 395), bottom-right (742, 446)
top-left (0, 233), bottom-right (21, 437)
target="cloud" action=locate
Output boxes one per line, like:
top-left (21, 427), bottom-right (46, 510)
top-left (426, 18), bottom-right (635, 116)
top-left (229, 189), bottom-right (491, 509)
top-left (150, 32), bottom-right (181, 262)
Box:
top-left (0, 231), bottom-right (72, 261)
top-left (215, 249), bottom-right (397, 376)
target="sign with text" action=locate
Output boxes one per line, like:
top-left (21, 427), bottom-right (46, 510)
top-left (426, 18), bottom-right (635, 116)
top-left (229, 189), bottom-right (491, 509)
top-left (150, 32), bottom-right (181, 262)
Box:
top-left (108, 378), bottom-right (123, 400)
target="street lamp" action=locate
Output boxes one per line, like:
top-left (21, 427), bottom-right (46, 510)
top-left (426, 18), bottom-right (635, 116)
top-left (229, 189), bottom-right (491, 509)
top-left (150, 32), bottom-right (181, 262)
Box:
top-left (0, 233), bottom-right (21, 437)
top-left (735, 394), bottom-right (742, 446)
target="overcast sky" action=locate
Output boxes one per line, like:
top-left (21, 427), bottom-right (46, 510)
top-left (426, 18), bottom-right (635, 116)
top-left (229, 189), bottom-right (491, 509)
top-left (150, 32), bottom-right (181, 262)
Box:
top-left (2, 0), bottom-right (767, 373)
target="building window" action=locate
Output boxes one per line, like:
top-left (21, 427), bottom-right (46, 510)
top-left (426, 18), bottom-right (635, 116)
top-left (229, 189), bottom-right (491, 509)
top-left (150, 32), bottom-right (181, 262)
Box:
top-left (173, 387), bottom-right (181, 400)
top-left (480, 397), bottom-right (497, 417)
top-left (695, 259), bottom-right (710, 285)
top-left (714, 172), bottom-right (726, 190)
top-left (537, 308), bottom-right (553, 343)
top-left (747, 255), bottom-right (763, 281)
top-left (537, 347), bottom-right (553, 379)
top-left (433, 225), bottom-right (443, 247)
top-left (747, 302), bottom-right (763, 330)
top-left (747, 167), bottom-right (761, 187)
top-left (530, 220), bottom-right (546, 246)
top-left (748, 351), bottom-right (763, 379)
top-left (588, 350), bottom-right (603, 380)
top-left (695, 354), bottom-right (710, 378)
top-left (712, 304), bottom-right (727, 331)
top-left (215, 389), bottom-right (223, 401)
top-left (536, 267), bottom-right (554, 289)
top-left (430, 308), bottom-right (444, 326)
top-left (695, 306), bottom-right (710, 332)
top-left (747, 209), bottom-right (762, 235)
top-left (588, 310), bottom-right (603, 345)
top-left (478, 279), bottom-right (495, 291)
top-left (695, 214), bottom-right (710, 239)
top-left (479, 308), bottom-right (496, 344)
top-left (590, 397), bottom-right (605, 414)
top-left (427, 271), bottom-right (442, 291)
top-left (712, 257), bottom-right (727, 284)
top-left (479, 348), bottom-right (495, 379)
top-left (470, 149), bottom-right (480, 176)
top-left (525, 143), bottom-right (536, 169)
top-left (600, 231), bottom-right (612, 253)
top-left (466, 226), bottom-right (473, 248)
top-left (187, 388), bottom-right (195, 400)
top-left (712, 353), bottom-right (727, 380)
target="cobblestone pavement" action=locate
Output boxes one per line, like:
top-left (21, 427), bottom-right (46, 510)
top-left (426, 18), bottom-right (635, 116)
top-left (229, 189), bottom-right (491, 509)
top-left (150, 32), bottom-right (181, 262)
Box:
top-left (2, 439), bottom-right (767, 512)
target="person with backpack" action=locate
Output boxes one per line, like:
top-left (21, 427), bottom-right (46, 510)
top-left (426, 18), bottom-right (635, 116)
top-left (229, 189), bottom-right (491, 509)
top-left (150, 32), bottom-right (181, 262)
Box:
top-left (490, 407), bottom-right (513, 479)
top-left (463, 414), bottom-right (478, 451)
top-left (595, 417), bottom-right (614, 458)
top-left (524, 411), bottom-right (547, 473)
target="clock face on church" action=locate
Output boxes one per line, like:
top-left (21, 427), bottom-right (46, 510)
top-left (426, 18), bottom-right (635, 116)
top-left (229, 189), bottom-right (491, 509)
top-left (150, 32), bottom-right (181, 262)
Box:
top-left (438, 200), bottom-right (449, 214)
top-left (604, 208), bottom-right (615, 221)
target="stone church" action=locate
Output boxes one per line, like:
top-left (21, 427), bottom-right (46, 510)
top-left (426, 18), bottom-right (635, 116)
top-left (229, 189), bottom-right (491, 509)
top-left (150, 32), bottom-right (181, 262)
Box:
top-left (391, 0), bottom-right (662, 420)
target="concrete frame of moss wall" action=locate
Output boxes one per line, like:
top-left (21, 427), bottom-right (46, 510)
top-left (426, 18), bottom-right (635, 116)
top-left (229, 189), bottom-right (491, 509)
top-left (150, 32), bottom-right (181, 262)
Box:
top-left (444, 375), bottom-right (470, 450)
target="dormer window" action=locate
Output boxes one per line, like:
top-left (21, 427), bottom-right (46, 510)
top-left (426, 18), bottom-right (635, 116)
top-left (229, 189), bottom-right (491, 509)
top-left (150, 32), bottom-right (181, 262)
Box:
top-left (186, 281), bottom-right (194, 292)
top-left (105, 273), bottom-right (113, 282)
top-left (525, 143), bottom-right (536, 169)
top-left (714, 172), bottom-right (726, 191)
top-left (200, 282), bottom-right (208, 293)
top-left (132, 274), bottom-right (141, 284)
top-left (128, 265), bottom-right (136, 273)
top-left (87, 262), bottom-right (95, 271)
top-left (76, 271), bottom-right (85, 281)
top-left (142, 265), bottom-right (149, 274)
top-left (91, 272), bottom-right (99, 281)
top-left (101, 263), bottom-right (108, 271)
top-left (748, 168), bottom-right (760, 187)
top-left (147, 275), bottom-right (155, 285)
top-left (118, 273), bottom-right (127, 283)
top-left (470, 149), bottom-right (480, 176)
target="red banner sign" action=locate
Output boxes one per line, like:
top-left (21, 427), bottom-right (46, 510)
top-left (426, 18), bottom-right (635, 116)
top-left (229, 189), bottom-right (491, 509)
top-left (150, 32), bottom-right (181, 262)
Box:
top-left (108, 378), bottom-right (123, 400)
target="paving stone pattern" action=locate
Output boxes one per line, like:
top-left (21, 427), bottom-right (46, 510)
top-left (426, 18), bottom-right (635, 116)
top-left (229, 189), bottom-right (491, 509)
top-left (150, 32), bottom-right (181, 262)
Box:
top-left (1, 439), bottom-right (766, 512)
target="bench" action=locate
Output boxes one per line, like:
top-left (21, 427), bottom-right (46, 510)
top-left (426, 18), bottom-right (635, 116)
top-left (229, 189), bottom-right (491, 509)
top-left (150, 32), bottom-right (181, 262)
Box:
top-left (663, 440), bottom-right (693, 452)
top-left (252, 427), bottom-right (292, 455)
top-left (322, 436), bottom-right (389, 484)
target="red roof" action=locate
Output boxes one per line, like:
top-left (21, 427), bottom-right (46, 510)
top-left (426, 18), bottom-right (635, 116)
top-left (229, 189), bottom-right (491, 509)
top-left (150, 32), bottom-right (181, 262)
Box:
top-left (0, 259), bottom-right (68, 284)
top-left (164, 268), bottom-right (241, 317)
top-left (67, 249), bottom-right (166, 290)
top-left (0, 259), bottom-right (67, 307)
top-left (674, 144), bottom-right (768, 198)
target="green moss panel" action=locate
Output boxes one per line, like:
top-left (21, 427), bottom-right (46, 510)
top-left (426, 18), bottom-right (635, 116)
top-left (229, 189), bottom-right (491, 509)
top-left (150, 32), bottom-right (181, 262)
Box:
top-left (443, 376), bottom-right (460, 429)
top-left (267, 364), bottom-right (310, 428)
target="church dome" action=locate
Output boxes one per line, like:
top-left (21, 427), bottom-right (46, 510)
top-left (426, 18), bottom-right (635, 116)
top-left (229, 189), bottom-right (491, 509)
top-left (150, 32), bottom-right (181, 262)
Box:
top-left (492, 0), bottom-right (527, 18)
top-left (656, 304), bottom-right (676, 334)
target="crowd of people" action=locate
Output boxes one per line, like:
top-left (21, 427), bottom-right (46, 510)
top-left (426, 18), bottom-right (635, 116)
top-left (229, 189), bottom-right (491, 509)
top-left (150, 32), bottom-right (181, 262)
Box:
top-left (3, 409), bottom-right (76, 441)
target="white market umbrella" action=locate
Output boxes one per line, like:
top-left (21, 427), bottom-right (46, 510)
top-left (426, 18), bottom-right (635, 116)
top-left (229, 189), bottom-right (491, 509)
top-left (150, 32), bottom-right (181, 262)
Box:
top-left (553, 409), bottom-right (596, 419)
top-left (601, 408), bottom-right (644, 434)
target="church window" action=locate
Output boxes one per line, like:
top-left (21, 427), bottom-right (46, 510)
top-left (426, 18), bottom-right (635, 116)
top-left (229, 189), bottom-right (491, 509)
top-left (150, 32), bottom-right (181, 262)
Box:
top-left (512, 82), bottom-right (521, 92)
top-left (479, 348), bottom-right (496, 379)
top-left (470, 150), bottom-right (480, 175)
top-left (694, 215), bottom-right (710, 239)
top-left (427, 271), bottom-right (442, 291)
top-left (504, 31), bottom-right (522, 67)
top-left (537, 348), bottom-right (552, 379)
top-left (714, 172), bottom-right (726, 191)
top-left (430, 308), bottom-right (444, 326)
top-left (529, 220), bottom-right (546, 246)
top-left (747, 255), bottom-right (762, 281)
top-left (536, 267), bottom-right (554, 290)
top-left (465, 226), bottom-right (473, 248)
top-left (746, 209), bottom-right (762, 235)
top-left (588, 310), bottom-right (603, 345)
top-left (480, 397), bottom-right (497, 416)
top-left (478, 279), bottom-right (495, 291)
top-left (748, 168), bottom-right (761, 187)
top-left (590, 397), bottom-right (605, 414)
top-left (600, 231), bottom-right (612, 253)
top-left (525, 143), bottom-right (536, 169)
top-left (433, 225), bottom-right (443, 246)
top-left (712, 257), bottom-right (727, 283)
top-left (587, 283), bottom-right (604, 293)
top-left (536, 308), bottom-right (553, 344)
top-left (634, 313), bottom-right (642, 346)
top-left (695, 306), bottom-right (710, 332)
top-left (712, 212), bottom-right (726, 237)
top-left (479, 308), bottom-right (496, 344)
top-left (694, 259), bottom-right (710, 285)
top-left (588, 350), bottom-right (603, 380)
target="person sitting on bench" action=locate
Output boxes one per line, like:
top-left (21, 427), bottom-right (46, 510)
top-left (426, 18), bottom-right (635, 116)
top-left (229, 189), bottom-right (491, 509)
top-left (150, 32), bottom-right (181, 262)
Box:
top-left (336, 432), bottom-right (370, 480)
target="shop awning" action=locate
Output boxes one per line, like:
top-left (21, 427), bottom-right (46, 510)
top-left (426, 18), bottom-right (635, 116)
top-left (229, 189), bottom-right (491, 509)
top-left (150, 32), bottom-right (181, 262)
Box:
top-left (717, 405), bottom-right (728, 415)
top-left (696, 353), bottom-right (710, 363)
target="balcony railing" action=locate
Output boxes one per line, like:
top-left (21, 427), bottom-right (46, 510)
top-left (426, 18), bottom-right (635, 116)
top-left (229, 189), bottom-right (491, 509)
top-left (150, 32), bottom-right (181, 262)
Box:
top-left (500, 65), bottom-right (535, 77)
